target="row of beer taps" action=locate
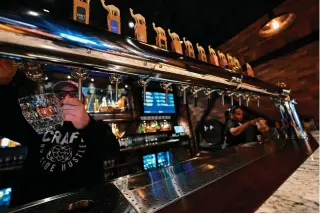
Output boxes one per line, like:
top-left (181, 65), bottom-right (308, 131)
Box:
top-left (15, 62), bottom-right (261, 108)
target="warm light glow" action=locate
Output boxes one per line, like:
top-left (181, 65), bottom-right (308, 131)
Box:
top-left (207, 164), bottom-right (215, 169)
top-left (67, 75), bottom-right (71, 79)
top-left (28, 11), bottom-right (39, 16)
top-left (259, 13), bottom-right (295, 37)
top-left (125, 85), bottom-right (128, 88)
top-left (44, 76), bottom-right (49, 81)
top-left (128, 22), bottom-right (134, 28)
top-left (91, 78), bottom-right (94, 82)
top-left (271, 20), bottom-right (280, 29)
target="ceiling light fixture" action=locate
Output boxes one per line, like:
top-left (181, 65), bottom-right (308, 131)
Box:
top-left (128, 22), bottom-right (134, 28)
top-left (28, 11), bottom-right (39, 16)
top-left (259, 12), bottom-right (295, 37)
top-left (43, 9), bottom-right (50, 13)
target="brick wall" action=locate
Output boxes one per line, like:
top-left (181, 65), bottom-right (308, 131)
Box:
top-left (217, 0), bottom-right (318, 64)
top-left (215, 0), bottom-right (319, 124)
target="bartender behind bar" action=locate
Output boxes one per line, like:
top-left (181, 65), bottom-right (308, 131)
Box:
top-left (222, 106), bottom-right (262, 149)
top-left (0, 59), bottom-right (120, 206)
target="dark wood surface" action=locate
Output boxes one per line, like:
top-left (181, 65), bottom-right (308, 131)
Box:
top-left (157, 135), bottom-right (319, 213)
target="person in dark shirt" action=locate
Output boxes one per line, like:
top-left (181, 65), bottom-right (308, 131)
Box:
top-left (222, 106), bottom-right (261, 148)
top-left (0, 58), bottom-right (120, 205)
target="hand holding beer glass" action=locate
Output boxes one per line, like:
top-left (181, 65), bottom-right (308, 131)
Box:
top-left (0, 59), bottom-right (64, 134)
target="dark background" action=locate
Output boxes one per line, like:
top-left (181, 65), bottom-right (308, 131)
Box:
top-left (9, 0), bottom-right (285, 47)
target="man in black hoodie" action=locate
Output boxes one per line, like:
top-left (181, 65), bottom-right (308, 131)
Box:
top-left (0, 58), bottom-right (120, 205)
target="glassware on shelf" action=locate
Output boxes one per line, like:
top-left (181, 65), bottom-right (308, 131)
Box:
top-left (18, 93), bottom-right (63, 134)
top-left (111, 123), bottom-right (125, 139)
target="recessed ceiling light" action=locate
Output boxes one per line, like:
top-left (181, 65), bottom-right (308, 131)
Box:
top-left (91, 78), bottom-right (94, 82)
top-left (259, 12), bottom-right (295, 37)
top-left (67, 75), bottom-right (71, 79)
top-left (128, 22), bottom-right (134, 28)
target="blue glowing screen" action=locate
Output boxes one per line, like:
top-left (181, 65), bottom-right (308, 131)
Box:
top-left (0, 188), bottom-right (12, 211)
top-left (143, 154), bottom-right (157, 171)
top-left (143, 92), bottom-right (175, 114)
top-left (157, 151), bottom-right (172, 168)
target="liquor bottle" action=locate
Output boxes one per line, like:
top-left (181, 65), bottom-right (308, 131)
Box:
top-left (73, 0), bottom-right (90, 24)
top-left (129, 8), bottom-right (147, 43)
top-left (94, 99), bottom-right (99, 112)
top-left (84, 97), bottom-right (89, 111)
top-left (100, 97), bottom-right (108, 112)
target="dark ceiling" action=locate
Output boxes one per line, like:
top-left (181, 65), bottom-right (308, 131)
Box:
top-left (11, 0), bottom-right (285, 48)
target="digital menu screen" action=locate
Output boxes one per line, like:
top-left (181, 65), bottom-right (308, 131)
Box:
top-left (157, 151), bottom-right (172, 168)
top-left (143, 92), bottom-right (176, 114)
top-left (174, 125), bottom-right (185, 134)
top-left (143, 154), bottom-right (157, 171)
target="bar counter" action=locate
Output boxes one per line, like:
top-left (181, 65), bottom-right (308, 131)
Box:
top-left (6, 134), bottom-right (318, 213)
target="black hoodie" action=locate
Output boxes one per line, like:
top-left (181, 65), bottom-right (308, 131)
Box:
top-left (0, 74), bottom-right (120, 205)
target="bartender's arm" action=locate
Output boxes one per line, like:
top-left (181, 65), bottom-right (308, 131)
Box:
top-left (230, 119), bottom-right (260, 136)
top-left (0, 58), bottom-right (16, 84)
top-left (0, 58), bottom-right (40, 145)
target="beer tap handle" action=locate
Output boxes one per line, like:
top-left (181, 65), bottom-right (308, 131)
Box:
top-left (78, 78), bottom-right (83, 100)
top-left (138, 78), bottom-right (149, 103)
top-left (71, 68), bottom-right (88, 101)
top-left (109, 74), bottom-right (123, 104)
top-left (115, 81), bottom-right (119, 102)
top-left (179, 85), bottom-right (190, 105)
top-left (221, 93), bottom-right (225, 105)
top-left (231, 95), bottom-right (234, 106)
top-left (160, 82), bottom-right (172, 104)
top-left (165, 87), bottom-right (169, 104)
top-left (257, 98), bottom-right (260, 107)
top-left (239, 96), bottom-right (242, 106)
top-left (143, 84), bottom-right (147, 103)
top-left (183, 89), bottom-right (187, 104)
top-left (194, 94), bottom-right (197, 107)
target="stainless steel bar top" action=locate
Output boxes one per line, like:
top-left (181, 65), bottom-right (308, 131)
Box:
top-left (6, 135), bottom-right (319, 213)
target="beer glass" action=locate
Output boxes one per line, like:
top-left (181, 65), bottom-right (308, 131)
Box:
top-left (18, 93), bottom-right (63, 134)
